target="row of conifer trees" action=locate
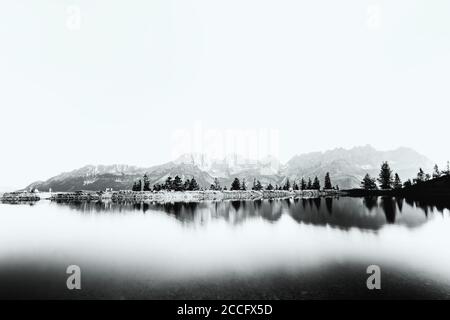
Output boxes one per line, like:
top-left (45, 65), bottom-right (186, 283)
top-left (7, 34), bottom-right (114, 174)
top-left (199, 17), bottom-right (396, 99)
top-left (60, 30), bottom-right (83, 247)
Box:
top-left (228, 173), bottom-right (337, 191)
top-left (131, 175), bottom-right (200, 191)
top-left (360, 161), bottom-right (450, 190)
top-left (131, 172), bottom-right (337, 192)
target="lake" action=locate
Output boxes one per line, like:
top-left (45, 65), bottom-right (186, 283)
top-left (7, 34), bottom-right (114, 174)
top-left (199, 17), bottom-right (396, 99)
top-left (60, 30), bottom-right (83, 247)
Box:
top-left (1, 196), bottom-right (450, 299)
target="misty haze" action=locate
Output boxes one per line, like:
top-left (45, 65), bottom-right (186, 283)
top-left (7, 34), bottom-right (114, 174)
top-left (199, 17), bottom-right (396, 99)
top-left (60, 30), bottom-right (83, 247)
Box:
top-left (1, 0), bottom-right (450, 302)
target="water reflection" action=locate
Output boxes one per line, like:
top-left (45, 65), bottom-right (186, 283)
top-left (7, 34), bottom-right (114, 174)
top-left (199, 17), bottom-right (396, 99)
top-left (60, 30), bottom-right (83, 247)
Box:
top-left (0, 200), bottom-right (39, 206)
top-left (1, 196), bottom-right (450, 299)
top-left (380, 197), bottom-right (397, 224)
top-left (325, 197), bottom-right (333, 215)
top-left (363, 196), bottom-right (378, 211)
top-left (52, 196), bottom-right (450, 231)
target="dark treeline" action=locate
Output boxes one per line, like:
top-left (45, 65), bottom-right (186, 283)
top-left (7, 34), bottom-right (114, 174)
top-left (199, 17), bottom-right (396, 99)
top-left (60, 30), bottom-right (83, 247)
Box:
top-left (132, 174), bottom-right (200, 191)
top-left (360, 161), bottom-right (450, 190)
top-left (131, 172), bottom-right (338, 192)
top-left (230, 173), bottom-right (338, 191)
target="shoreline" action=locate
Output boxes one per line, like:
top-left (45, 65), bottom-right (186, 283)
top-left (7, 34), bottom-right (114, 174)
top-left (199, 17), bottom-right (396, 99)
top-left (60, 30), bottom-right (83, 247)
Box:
top-left (2, 190), bottom-right (342, 203)
top-left (52, 190), bottom-right (330, 202)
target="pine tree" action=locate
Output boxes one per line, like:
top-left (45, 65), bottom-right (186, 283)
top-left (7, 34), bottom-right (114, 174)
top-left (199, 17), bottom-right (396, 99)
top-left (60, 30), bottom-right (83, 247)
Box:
top-left (164, 176), bottom-right (173, 190)
top-left (361, 174), bottom-right (377, 190)
top-left (173, 175), bottom-right (183, 191)
top-left (241, 178), bottom-right (247, 191)
top-left (132, 180), bottom-right (141, 191)
top-left (300, 178), bottom-right (306, 190)
top-left (307, 178), bottom-right (313, 189)
top-left (231, 178), bottom-right (241, 191)
top-left (403, 179), bottom-right (412, 188)
top-left (415, 168), bottom-right (425, 183)
top-left (433, 164), bottom-right (441, 179)
top-left (324, 172), bottom-right (332, 189)
top-left (293, 182), bottom-right (299, 190)
top-left (312, 176), bottom-right (321, 190)
top-left (189, 177), bottom-right (199, 191)
top-left (252, 178), bottom-right (257, 190)
top-left (255, 180), bottom-right (263, 191)
top-left (393, 173), bottom-right (402, 189)
top-left (183, 179), bottom-right (191, 191)
top-left (266, 183), bottom-right (274, 190)
top-left (284, 178), bottom-right (291, 190)
top-left (143, 174), bottom-right (151, 191)
top-left (213, 177), bottom-right (221, 190)
top-left (378, 161), bottom-right (393, 189)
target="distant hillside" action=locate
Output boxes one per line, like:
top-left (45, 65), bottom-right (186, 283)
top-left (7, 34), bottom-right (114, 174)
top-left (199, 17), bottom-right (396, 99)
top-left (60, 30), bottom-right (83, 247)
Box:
top-left (26, 166), bottom-right (143, 192)
top-left (25, 145), bottom-right (434, 192)
top-left (282, 145), bottom-right (433, 189)
top-left (26, 163), bottom-right (215, 192)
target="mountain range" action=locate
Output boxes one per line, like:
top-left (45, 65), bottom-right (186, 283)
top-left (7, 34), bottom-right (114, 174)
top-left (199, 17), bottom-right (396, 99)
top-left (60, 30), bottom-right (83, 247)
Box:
top-left (25, 145), bottom-right (433, 192)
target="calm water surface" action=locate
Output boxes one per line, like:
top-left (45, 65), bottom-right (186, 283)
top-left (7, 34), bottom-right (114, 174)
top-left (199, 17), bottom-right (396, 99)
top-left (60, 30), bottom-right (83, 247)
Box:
top-left (1, 197), bottom-right (450, 299)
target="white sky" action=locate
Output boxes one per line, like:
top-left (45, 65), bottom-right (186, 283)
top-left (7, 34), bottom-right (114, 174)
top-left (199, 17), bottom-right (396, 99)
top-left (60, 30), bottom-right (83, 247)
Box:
top-left (1, 0), bottom-right (449, 190)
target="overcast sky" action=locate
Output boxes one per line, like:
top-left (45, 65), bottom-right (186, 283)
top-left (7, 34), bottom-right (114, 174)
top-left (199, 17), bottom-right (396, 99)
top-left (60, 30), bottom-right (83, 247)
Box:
top-left (1, 0), bottom-right (449, 190)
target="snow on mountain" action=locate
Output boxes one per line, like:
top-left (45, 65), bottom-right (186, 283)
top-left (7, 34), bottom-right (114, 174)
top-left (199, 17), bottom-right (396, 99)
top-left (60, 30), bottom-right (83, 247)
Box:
top-left (24, 146), bottom-right (433, 191)
top-left (283, 145), bottom-right (433, 189)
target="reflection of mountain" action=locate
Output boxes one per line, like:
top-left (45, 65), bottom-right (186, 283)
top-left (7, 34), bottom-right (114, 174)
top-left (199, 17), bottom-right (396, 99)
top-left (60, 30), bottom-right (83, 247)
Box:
top-left (54, 196), bottom-right (447, 230)
top-left (26, 145), bottom-right (432, 191)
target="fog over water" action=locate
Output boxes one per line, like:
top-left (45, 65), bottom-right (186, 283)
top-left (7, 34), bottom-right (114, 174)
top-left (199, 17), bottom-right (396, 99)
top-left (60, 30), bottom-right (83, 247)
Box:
top-left (1, 197), bottom-right (450, 298)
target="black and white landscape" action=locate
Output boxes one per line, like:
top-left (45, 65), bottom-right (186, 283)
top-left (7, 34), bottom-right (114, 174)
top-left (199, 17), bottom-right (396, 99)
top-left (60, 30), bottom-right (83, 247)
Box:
top-left (1, 1), bottom-right (450, 301)
top-left (25, 145), bottom-right (432, 192)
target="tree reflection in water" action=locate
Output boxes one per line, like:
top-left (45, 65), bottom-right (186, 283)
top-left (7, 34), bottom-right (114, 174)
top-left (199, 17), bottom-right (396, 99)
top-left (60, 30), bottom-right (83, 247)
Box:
top-left (53, 195), bottom-right (450, 231)
top-left (325, 197), bottom-right (333, 215)
top-left (380, 197), bottom-right (397, 224)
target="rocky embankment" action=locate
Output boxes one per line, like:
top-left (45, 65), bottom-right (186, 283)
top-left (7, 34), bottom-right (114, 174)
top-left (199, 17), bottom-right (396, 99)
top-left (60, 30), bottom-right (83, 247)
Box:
top-left (2, 190), bottom-right (342, 203)
top-left (1, 192), bottom-right (40, 202)
top-left (47, 189), bottom-right (339, 202)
